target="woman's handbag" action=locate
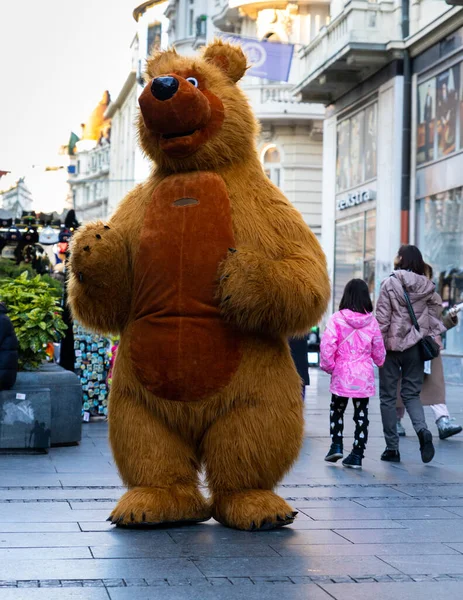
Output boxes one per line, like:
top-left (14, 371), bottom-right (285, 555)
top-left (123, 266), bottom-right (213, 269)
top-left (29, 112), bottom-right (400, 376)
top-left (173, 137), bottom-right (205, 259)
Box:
top-left (402, 285), bottom-right (440, 361)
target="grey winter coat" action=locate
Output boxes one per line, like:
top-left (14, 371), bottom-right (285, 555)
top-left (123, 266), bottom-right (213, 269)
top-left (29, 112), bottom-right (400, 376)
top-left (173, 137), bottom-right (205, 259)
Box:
top-left (376, 270), bottom-right (446, 353)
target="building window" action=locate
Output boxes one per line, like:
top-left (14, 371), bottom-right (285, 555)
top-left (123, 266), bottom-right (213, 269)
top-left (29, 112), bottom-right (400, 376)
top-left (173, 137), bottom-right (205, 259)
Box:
top-left (416, 62), bottom-right (462, 167)
top-left (261, 144), bottom-right (281, 188)
top-left (417, 187), bottom-right (463, 354)
top-left (188, 0), bottom-right (194, 37)
top-left (334, 210), bottom-right (376, 309)
top-left (336, 102), bottom-right (378, 193)
top-left (147, 22), bottom-right (162, 55)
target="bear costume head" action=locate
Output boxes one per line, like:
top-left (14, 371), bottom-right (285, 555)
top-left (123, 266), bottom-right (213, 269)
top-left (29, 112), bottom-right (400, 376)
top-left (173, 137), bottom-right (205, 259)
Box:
top-left (138, 40), bottom-right (257, 171)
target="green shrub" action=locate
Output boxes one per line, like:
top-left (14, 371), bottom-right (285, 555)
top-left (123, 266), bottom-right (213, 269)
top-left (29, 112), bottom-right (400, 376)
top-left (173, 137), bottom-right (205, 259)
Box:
top-left (0, 271), bottom-right (67, 370)
top-left (0, 258), bottom-right (63, 297)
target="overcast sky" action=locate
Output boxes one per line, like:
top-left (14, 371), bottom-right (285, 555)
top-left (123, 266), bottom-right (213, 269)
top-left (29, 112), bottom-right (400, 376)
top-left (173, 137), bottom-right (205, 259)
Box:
top-left (0, 0), bottom-right (139, 174)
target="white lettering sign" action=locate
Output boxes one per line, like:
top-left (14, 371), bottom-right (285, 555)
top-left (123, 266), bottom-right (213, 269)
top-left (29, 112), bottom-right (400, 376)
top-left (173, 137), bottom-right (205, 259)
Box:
top-left (337, 190), bottom-right (375, 211)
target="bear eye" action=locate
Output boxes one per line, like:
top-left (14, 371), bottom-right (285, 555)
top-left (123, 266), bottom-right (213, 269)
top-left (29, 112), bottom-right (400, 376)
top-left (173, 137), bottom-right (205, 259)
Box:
top-left (186, 77), bottom-right (199, 87)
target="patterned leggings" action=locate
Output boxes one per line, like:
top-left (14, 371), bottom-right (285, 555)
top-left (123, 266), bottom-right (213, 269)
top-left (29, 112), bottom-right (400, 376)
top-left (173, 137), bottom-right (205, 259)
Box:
top-left (331, 395), bottom-right (369, 457)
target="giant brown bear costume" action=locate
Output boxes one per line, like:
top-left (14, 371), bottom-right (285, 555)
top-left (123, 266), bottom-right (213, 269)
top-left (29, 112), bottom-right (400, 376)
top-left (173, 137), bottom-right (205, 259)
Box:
top-left (68, 40), bottom-right (330, 531)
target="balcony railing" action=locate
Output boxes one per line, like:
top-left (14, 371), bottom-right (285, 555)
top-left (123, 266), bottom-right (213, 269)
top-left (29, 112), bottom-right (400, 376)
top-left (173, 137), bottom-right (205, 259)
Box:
top-left (242, 82), bottom-right (324, 121)
top-left (299, 1), bottom-right (398, 84)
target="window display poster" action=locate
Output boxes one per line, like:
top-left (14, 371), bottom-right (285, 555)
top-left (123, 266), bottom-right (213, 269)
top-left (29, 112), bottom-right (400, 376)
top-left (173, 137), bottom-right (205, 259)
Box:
top-left (336, 119), bottom-right (350, 192)
top-left (437, 66), bottom-right (459, 158)
top-left (364, 104), bottom-right (378, 180)
top-left (349, 111), bottom-right (363, 188)
top-left (417, 78), bottom-right (436, 165)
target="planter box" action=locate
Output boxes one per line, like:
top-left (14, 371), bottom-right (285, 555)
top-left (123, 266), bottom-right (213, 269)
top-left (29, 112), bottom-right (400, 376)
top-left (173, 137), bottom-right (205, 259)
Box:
top-left (14, 364), bottom-right (82, 446)
top-left (0, 388), bottom-right (51, 450)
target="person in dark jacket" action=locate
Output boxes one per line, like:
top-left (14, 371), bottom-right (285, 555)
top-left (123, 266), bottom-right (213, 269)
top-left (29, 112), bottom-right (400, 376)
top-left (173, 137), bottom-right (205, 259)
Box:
top-left (289, 335), bottom-right (310, 399)
top-left (0, 302), bottom-right (19, 390)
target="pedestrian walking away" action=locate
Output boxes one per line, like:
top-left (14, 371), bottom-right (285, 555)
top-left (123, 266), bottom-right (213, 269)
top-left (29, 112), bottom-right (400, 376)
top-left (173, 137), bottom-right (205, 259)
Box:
top-left (376, 245), bottom-right (446, 464)
top-left (320, 279), bottom-right (386, 469)
top-left (396, 263), bottom-right (463, 440)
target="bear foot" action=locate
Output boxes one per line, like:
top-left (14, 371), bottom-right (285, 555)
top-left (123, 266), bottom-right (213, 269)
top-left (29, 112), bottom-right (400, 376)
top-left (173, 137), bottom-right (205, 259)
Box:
top-left (212, 490), bottom-right (297, 531)
top-left (108, 485), bottom-right (211, 528)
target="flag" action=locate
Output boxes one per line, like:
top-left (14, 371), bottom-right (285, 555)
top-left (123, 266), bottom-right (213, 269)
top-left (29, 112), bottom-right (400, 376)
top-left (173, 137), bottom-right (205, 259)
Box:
top-left (221, 34), bottom-right (294, 82)
top-left (68, 132), bottom-right (80, 156)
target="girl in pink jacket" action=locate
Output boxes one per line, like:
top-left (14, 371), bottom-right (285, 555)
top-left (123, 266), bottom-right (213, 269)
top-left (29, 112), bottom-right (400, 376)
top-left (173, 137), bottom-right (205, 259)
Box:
top-left (321, 279), bottom-right (386, 469)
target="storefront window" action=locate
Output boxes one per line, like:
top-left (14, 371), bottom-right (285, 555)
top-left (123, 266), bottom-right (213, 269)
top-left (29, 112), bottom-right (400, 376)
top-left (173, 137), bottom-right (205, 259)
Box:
top-left (417, 187), bottom-right (463, 354)
top-left (336, 102), bottom-right (377, 193)
top-left (416, 63), bottom-right (461, 166)
top-left (334, 209), bottom-right (376, 309)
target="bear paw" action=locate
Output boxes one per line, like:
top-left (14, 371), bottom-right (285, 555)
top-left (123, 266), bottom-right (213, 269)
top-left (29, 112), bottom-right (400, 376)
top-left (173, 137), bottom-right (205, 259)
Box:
top-left (108, 486), bottom-right (212, 528)
top-left (212, 490), bottom-right (297, 531)
top-left (69, 222), bottom-right (120, 285)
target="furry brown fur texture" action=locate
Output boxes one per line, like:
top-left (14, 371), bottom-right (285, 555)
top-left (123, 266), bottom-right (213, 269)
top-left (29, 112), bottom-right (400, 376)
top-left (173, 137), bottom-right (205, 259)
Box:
top-left (68, 40), bottom-right (330, 531)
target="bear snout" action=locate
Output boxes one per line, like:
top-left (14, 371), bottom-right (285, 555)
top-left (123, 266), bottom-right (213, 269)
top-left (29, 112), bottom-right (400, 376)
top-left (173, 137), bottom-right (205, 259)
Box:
top-left (139, 74), bottom-right (211, 137)
top-left (151, 76), bottom-right (179, 101)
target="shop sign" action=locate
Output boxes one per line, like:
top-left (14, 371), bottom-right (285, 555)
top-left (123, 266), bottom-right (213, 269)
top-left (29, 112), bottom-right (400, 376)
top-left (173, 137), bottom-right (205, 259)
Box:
top-left (337, 189), bottom-right (375, 211)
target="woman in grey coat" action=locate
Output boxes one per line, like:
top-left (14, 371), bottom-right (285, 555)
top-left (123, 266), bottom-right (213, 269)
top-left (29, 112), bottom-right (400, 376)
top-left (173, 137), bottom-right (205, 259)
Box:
top-left (376, 245), bottom-right (446, 464)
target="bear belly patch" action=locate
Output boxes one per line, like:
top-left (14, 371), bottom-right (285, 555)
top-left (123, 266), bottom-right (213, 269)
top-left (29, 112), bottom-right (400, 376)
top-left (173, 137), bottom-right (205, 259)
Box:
top-left (131, 171), bottom-right (242, 401)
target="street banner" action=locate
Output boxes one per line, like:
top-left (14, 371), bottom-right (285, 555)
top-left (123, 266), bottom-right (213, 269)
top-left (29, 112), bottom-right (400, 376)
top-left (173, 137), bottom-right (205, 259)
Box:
top-left (221, 34), bottom-right (294, 82)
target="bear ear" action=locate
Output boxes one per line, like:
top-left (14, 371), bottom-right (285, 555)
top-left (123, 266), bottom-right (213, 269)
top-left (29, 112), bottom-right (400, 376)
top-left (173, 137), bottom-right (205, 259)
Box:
top-left (203, 39), bottom-right (248, 83)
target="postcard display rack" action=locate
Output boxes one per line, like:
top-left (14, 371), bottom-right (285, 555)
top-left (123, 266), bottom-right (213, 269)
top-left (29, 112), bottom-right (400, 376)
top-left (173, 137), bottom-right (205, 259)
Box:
top-left (73, 323), bottom-right (111, 420)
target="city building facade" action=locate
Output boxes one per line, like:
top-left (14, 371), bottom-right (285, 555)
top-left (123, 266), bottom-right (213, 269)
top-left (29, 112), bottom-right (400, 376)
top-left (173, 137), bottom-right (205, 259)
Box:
top-left (152, 0), bottom-right (329, 236)
top-left (68, 92), bottom-right (112, 223)
top-left (0, 177), bottom-right (34, 219)
top-left (297, 0), bottom-right (463, 376)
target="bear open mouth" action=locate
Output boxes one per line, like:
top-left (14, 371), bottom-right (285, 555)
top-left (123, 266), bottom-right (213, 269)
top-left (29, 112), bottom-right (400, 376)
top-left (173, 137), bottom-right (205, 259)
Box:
top-left (161, 129), bottom-right (197, 140)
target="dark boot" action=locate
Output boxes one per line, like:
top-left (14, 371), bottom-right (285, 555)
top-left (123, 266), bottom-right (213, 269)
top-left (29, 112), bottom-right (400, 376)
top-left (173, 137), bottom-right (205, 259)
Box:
top-left (418, 429), bottom-right (435, 463)
top-left (325, 443), bottom-right (343, 463)
top-left (437, 417), bottom-right (463, 440)
top-left (381, 448), bottom-right (401, 462)
top-left (342, 453), bottom-right (362, 469)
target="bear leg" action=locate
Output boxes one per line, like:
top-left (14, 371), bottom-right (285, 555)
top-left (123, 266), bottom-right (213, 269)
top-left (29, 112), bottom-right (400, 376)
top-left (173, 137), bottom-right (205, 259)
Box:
top-left (202, 392), bottom-right (303, 531)
top-left (108, 393), bottom-right (210, 528)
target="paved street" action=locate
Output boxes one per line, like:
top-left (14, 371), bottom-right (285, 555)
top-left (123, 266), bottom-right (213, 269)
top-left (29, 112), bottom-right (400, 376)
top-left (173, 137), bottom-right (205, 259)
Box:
top-left (0, 371), bottom-right (463, 599)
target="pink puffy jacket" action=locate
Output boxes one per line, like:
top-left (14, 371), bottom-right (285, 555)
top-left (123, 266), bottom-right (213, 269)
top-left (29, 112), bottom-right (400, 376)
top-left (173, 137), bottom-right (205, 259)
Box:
top-left (320, 309), bottom-right (386, 398)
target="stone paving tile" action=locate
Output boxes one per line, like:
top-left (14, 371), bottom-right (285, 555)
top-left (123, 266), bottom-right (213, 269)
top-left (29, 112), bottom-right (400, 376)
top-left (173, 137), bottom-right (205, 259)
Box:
top-left (393, 484), bottom-right (463, 497)
top-left (380, 553), bottom-right (463, 574)
top-left (0, 523), bottom-right (81, 532)
top-left (0, 558), bottom-right (202, 580)
top-left (300, 507), bottom-right (458, 520)
top-left (90, 542), bottom-right (279, 559)
top-left (334, 528), bottom-right (463, 544)
top-left (193, 556), bottom-right (400, 577)
top-left (0, 531), bottom-right (174, 548)
top-left (70, 502), bottom-right (117, 511)
top-left (108, 585), bottom-right (333, 600)
top-left (320, 581), bottom-right (463, 600)
top-left (0, 489), bottom-right (123, 501)
top-left (0, 591), bottom-right (109, 600)
top-left (270, 542), bottom-right (460, 557)
top-left (355, 497), bottom-right (463, 508)
top-left (168, 526), bottom-right (350, 546)
top-left (288, 519), bottom-right (404, 530)
top-left (0, 548), bottom-right (92, 560)
top-left (0, 504), bottom-right (110, 523)
top-left (441, 506), bottom-right (463, 517)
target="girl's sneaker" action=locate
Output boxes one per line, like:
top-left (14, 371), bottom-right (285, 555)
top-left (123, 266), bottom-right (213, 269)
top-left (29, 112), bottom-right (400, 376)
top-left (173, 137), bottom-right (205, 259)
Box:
top-left (325, 443), bottom-right (343, 462)
top-left (342, 453), bottom-right (362, 469)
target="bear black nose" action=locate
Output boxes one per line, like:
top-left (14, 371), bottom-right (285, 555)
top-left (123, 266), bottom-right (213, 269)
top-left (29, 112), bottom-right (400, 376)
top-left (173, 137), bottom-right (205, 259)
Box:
top-left (150, 76), bottom-right (179, 101)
